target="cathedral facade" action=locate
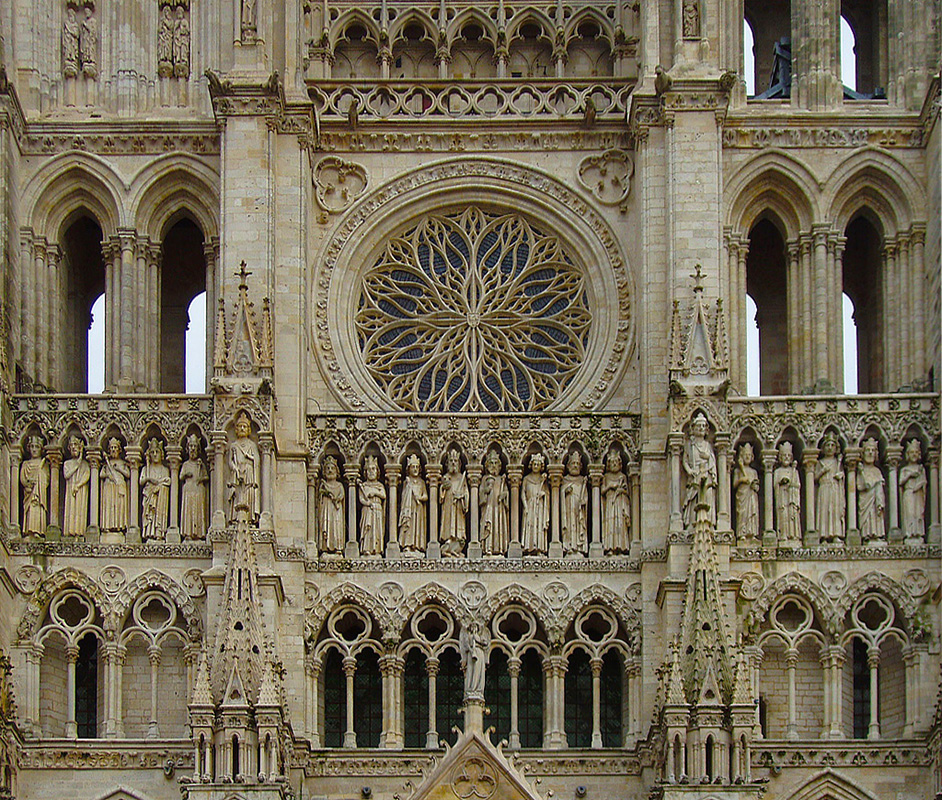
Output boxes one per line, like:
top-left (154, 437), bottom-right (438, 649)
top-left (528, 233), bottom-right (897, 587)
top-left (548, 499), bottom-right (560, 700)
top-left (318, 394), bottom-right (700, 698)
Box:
top-left (0, 0), bottom-right (939, 798)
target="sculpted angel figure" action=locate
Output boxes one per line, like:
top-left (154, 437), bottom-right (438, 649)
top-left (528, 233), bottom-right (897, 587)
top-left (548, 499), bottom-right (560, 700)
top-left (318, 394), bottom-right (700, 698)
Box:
top-left (774, 442), bottom-right (802, 544)
top-left (683, 413), bottom-right (717, 526)
top-left (440, 449), bottom-right (469, 557)
top-left (815, 433), bottom-right (845, 545)
top-left (172, 6), bottom-right (190, 77)
top-left (857, 438), bottom-right (886, 543)
top-left (359, 456), bottom-right (386, 556)
top-left (179, 434), bottom-right (209, 540)
top-left (602, 450), bottom-right (630, 554)
top-left (62, 436), bottom-right (90, 537)
top-left (399, 454), bottom-right (428, 554)
top-left (101, 437), bottom-right (130, 533)
top-left (521, 453), bottom-right (549, 555)
top-left (318, 455), bottom-right (345, 554)
top-left (733, 443), bottom-right (760, 542)
top-left (899, 439), bottom-right (927, 542)
top-left (20, 436), bottom-right (49, 537)
top-left (561, 451), bottom-right (588, 556)
top-left (480, 450), bottom-right (509, 556)
top-left (141, 439), bottom-right (171, 542)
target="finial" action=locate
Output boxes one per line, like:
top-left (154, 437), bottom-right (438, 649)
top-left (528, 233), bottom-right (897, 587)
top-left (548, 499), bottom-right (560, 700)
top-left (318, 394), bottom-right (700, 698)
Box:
top-left (690, 263), bottom-right (705, 294)
top-left (236, 260), bottom-right (252, 289)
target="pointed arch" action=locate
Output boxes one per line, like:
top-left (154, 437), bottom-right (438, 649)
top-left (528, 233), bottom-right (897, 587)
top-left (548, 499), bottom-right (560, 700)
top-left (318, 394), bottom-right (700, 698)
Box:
top-left (506, 8), bottom-right (556, 45)
top-left (388, 10), bottom-right (437, 47)
top-left (446, 7), bottom-right (499, 47)
top-left (748, 572), bottom-right (836, 636)
top-left (481, 584), bottom-right (553, 639)
top-left (396, 583), bottom-right (472, 633)
top-left (835, 572), bottom-right (916, 626)
top-left (725, 151), bottom-right (819, 239)
top-left (18, 567), bottom-right (109, 641)
top-left (555, 584), bottom-right (640, 646)
top-left (129, 154), bottom-right (220, 240)
top-left (824, 149), bottom-right (925, 235)
top-left (307, 583), bottom-right (394, 642)
top-left (564, 7), bottom-right (616, 46)
top-left (112, 569), bottom-right (203, 641)
top-left (329, 8), bottom-right (382, 51)
top-left (784, 769), bottom-right (879, 800)
top-left (23, 152), bottom-right (126, 239)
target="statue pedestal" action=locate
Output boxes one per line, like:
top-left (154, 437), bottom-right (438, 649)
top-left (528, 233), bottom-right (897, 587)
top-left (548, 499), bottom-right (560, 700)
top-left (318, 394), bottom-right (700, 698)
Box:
top-left (464, 697), bottom-right (485, 734)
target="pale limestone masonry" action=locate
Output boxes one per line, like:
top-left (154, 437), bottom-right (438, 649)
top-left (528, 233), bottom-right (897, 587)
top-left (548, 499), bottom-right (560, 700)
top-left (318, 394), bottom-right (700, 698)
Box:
top-left (0, 1), bottom-right (939, 800)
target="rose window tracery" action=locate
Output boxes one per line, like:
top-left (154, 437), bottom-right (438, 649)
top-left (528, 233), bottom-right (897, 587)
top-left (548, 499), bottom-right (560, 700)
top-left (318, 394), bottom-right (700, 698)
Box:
top-left (355, 207), bottom-right (592, 412)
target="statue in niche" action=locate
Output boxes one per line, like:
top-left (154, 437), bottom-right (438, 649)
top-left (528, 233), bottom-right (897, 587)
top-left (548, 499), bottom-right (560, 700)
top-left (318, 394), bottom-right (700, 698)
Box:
top-left (101, 437), bottom-right (130, 533)
top-left (733, 443), bottom-right (760, 542)
top-left (62, 5), bottom-right (81, 77)
top-left (141, 439), bottom-right (171, 542)
top-left (398, 454), bottom-right (428, 554)
top-left (79, 3), bottom-right (98, 78)
top-left (815, 433), bottom-right (845, 545)
top-left (179, 434), bottom-right (209, 540)
top-left (899, 439), bottom-right (927, 541)
top-left (459, 623), bottom-right (487, 700)
top-left (20, 436), bottom-right (49, 537)
top-left (521, 453), bottom-right (549, 555)
top-left (318, 456), bottom-right (345, 554)
top-left (480, 450), bottom-right (509, 556)
top-left (682, 0), bottom-right (701, 39)
top-left (226, 412), bottom-right (259, 523)
top-left (172, 6), bottom-right (190, 77)
top-left (602, 450), bottom-right (630, 554)
top-left (359, 456), bottom-right (386, 556)
top-left (682, 413), bottom-right (716, 527)
top-left (440, 449), bottom-right (469, 557)
top-left (561, 451), bottom-right (588, 556)
top-left (857, 438), bottom-right (886, 543)
top-left (241, 0), bottom-right (257, 41)
top-left (62, 436), bottom-right (90, 537)
top-left (774, 442), bottom-right (802, 544)
top-left (157, 5), bottom-right (173, 77)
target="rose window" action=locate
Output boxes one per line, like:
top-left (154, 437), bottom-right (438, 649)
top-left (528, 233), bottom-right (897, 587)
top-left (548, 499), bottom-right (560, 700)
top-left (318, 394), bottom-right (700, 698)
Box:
top-left (355, 208), bottom-right (592, 412)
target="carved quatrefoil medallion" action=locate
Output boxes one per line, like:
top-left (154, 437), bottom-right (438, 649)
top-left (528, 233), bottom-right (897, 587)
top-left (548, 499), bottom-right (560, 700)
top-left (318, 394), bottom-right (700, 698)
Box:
top-left (577, 149), bottom-right (633, 207)
top-left (314, 156), bottom-right (368, 215)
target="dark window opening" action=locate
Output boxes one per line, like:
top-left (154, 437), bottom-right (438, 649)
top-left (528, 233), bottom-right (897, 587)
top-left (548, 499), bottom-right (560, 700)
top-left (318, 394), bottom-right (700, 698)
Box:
top-left (564, 650), bottom-right (592, 747)
top-left (75, 632), bottom-right (98, 738)
top-left (353, 649), bottom-right (383, 748)
top-left (403, 649), bottom-right (429, 748)
top-left (852, 638), bottom-right (871, 739)
top-left (323, 649), bottom-right (344, 747)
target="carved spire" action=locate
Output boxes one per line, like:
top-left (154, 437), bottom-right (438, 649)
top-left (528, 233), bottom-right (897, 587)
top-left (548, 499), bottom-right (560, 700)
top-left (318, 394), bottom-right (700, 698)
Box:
top-left (191, 651), bottom-right (213, 707)
top-left (677, 495), bottom-right (734, 706)
top-left (669, 265), bottom-right (729, 396)
top-left (209, 518), bottom-right (269, 706)
top-left (665, 638), bottom-right (686, 707)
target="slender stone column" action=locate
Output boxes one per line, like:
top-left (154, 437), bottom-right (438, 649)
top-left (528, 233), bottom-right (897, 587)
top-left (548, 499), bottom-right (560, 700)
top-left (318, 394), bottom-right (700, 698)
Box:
top-left (886, 445), bottom-right (902, 540)
top-left (167, 445), bottom-right (182, 539)
top-left (902, 645), bottom-right (916, 738)
top-left (910, 225), bottom-right (927, 377)
top-left (799, 234), bottom-right (813, 389)
top-left (669, 435), bottom-right (683, 531)
top-left (306, 462), bottom-right (319, 545)
top-left (210, 432), bottom-right (227, 530)
top-left (882, 241), bottom-right (900, 389)
top-left (46, 444), bottom-right (62, 537)
top-left (590, 657), bottom-right (603, 748)
top-left (508, 657), bottom-right (521, 749)
top-left (307, 657), bottom-right (322, 747)
top-left (507, 465), bottom-right (522, 558)
top-left (116, 230), bottom-right (138, 391)
top-left (65, 645), bottom-right (79, 739)
top-left (716, 434), bottom-right (730, 531)
top-left (819, 648), bottom-right (831, 738)
top-left (9, 450), bottom-right (20, 532)
top-left (811, 225), bottom-right (831, 384)
top-left (467, 463), bottom-right (482, 559)
top-left (802, 449), bottom-right (818, 544)
top-left (426, 463), bottom-right (440, 559)
top-left (785, 647), bottom-right (798, 740)
top-left (258, 432), bottom-right (274, 530)
top-left (88, 449), bottom-right (101, 537)
top-left (147, 645), bottom-right (161, 738)
top-left (115, 645), bottom-right (126, 738)
top-left (548, 463), bottom-right (563, 558)
top-left (343, 464), bottom-right (360, 558)
top-left (785, 240), bottom-right (801, 391)
top-left (102, 642), bottom-right (118, 737)
top-left (426, 658), bottom-right (439, 749)
top-left (867, 647), bottom-right (880, 740)
top-left (342, 656), bottom-right (357, 748)
top-left (761, 450), bottom-right (777, 537)
top-left (845, 449), bottom-right (860, 543)
top-left (127, 446), bottom-right (142, 540)
top-left (928, 447), bottom-right (940, 543)
top-left (383, 462), bottom-right (400, 558)
top-left (588, 464), bottom-right (603, 558)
